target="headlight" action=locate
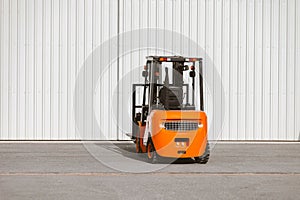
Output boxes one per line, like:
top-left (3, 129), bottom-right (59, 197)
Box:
top-left (159, 122), bottom-right (165, 129)
top-left (198, 123), bottom-right (203, 128)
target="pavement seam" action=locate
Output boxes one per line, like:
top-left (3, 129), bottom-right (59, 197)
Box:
top-left (0, 172), bottom-right (299, 177)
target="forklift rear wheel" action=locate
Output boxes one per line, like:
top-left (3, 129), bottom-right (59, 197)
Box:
top-left (195, 143), bottom-right (210, 164)
top-left (147, 139), bottom-right (158, 164)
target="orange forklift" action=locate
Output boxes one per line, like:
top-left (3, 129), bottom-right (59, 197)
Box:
top-left (132, 56), bottom-right (209, 163)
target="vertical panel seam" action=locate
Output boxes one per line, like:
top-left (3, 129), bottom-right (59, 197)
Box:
top-left (229, 0), bottom-right (232, 139)
top-left (75, 0), bottom-right (78, 139)
top-left (0, 0), bottom-right (2, 137)
top-left (188, 0), bottom-right (191, 56)
top-left (196, 0), bottom-right (198, 56)
top-left (58, 0), bottom-right (61, 139)
top-left (221, 0), bottom-right (224, 139)
top-left (42, 0), bottom-right (44, 139)
top-left (108, 0), bottom-right (110, 139)
top-left (156, 0), bottom-right (158, 55)
top-left (34, 0), bottom-right (36, 139)
top-left (67, 0), bottom-right (69, 138)
top-left (294, 0), bottom-right (297, 139)
top-left (92, 0), bottom-right (94, 139)
top-left (245, 0), bottom-right (248, 140)
top-left (117, 0), bottom-right (120, 140)
top-left (25, 0), bottom-right (28, 139)
top-left (50, 0), bottom-right (53, 138)
top-left (8, 0), bottom-right (11, 138)
top-left (269, 0), bottom-right (272, 140)
top-left (261, 0), bottom-right (264, 139)
top-left (237, 0), bottom-right (240, 139)
top-left (277, 0), bottom-right (280, 139)
top-left (180, 0), bottom-right (182, 55)
top-left (253, 0), bottom-right (255, 140)
top-left (17, 0), bottom-right (19, 139)
top-left (164, 0), bottom-right (166, 54)
top-left (213, 0), bottom-right (215, 139)
top-left (285, 0), bottom-right (288, 139)
top-left (82, 0), bottom-right (85, 139)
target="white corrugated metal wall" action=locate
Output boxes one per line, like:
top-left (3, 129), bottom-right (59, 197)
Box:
top-left (0, 0), bottom-right (299, 140)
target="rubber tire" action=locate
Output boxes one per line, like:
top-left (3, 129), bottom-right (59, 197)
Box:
top-left (146, 139), bottom-right (158, 164)
top-left (135, 137), bottom-right (142, 153)
top-left (195, 143), bottom-right (210, 164)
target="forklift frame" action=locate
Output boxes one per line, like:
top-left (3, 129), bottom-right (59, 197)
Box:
top-left (132, 56), bottom-right (204, 138)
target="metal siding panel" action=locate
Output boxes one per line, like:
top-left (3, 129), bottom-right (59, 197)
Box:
top-left (229, 0), bottom-right (239, 140)
top-left (43, 0), bottom-right (52, 139)
top-left (98, 0), bottom-right (106, 140)
top-left (35, 0), bottom-right (44, 139)
top-left (95, 0), bottom-right (119, 140)
top-left (270, 0), bottom-right (280, 140)
top-left (189, 0), bottom-right (198, 57)
top-left (157, 0), bottom-right (165, 50)
top-left (286, 0), bottom-right (296, 140)
top-left (278, 0), bottom-right (287, 140)
top-left (0, 0), bottom-right (1, 137)
top-left (148, 0), bottom-right (156, 56)
top-left (59, 0), bottom-right (68, 139)
top-left (214, 0), bottom-right (223, 140)
top-left (262, 0), bottom-right (271, 140)
top-left (164, 0), bottom-right (173, 52)
top-left (69, 0), bottom-right (78, 139)
top-left (9, 0), bottom-right (18, 139)
top-left (76, 0), bottom-right (85, 139)
top-left (0, 0), bottom-right (299, 140)
top-left (205, 0), bottom-right (215, 140)
top-left (246, 0), bottom-right (255, 140)
top-left (118, 0), bottom-right (128, 140)
top-left (221, 0), bottom-right (231, 140)
top-left (238, 0), bottom-right (247, 140)
top-left (173, 0), bottom-right (181, 54)
top-left (119, 0), bottom-right (139, 140)
top-left (84, 0), bottom-right (93, 139)
top-left (295, 0), bottom-right (300, 141)
top-left (182, 0), bottom-right (189, 56)
top-left (0, 0), bottom-right (2, 138)
top-left (1, 0), bottom-right (9, 139)
top-left (18, 0), bottom-right (26, 139)
top-left (51, 0), bottom-right (60, 139)
top-left (92, 0), bottom-right (99, 139)
top-left (110, 0), bottom-right (118, 140)
top-left (254, 0), bottom-right (263, 140)
top-left (26, 0), bottom-right (36, 139)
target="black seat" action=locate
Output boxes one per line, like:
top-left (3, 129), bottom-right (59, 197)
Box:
top-left (159, 86), bottom-right (183, 110)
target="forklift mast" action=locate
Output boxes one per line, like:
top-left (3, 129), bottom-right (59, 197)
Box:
top-left (132, 56), bottom-right (204, 137)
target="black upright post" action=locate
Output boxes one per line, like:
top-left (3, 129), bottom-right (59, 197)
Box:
top-left (132, 84), bottom-right (136, 138)
top-left (199, 59), bottom-right (204, 111)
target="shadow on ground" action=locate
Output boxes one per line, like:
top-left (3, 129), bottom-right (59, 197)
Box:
top-left (95, 142), bottom-right (197, 164)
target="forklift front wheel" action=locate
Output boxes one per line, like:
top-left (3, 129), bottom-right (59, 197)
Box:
top-left (135, 137), bottom-right (142, 153)
top-left (147, 139), bottom-right (158, 164)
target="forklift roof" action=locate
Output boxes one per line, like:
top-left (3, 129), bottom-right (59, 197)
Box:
top-left (146, 56), bottom-right (202, 62)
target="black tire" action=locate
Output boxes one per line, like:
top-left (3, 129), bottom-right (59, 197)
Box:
top-left (132, 123), bottom-right (140, 143)
top-left (135, 137), bottom-right (142, 153)
top-left (146, 139), bottom-right (158, 164)
top-left (195, 143), bottom-right (210, 164)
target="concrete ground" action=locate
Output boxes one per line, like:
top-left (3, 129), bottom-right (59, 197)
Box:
top-left (0, 142), bottom-right (299, 200)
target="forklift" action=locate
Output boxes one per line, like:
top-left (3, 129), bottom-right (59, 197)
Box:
top-left (132, 56), bottom-right (209, 163)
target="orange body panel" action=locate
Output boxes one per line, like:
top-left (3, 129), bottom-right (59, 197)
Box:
top-left (138, 110), bottom-right (208, 158)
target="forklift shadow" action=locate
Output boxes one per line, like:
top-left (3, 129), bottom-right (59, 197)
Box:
top-left (102, 142), bottom-right (196, 164)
